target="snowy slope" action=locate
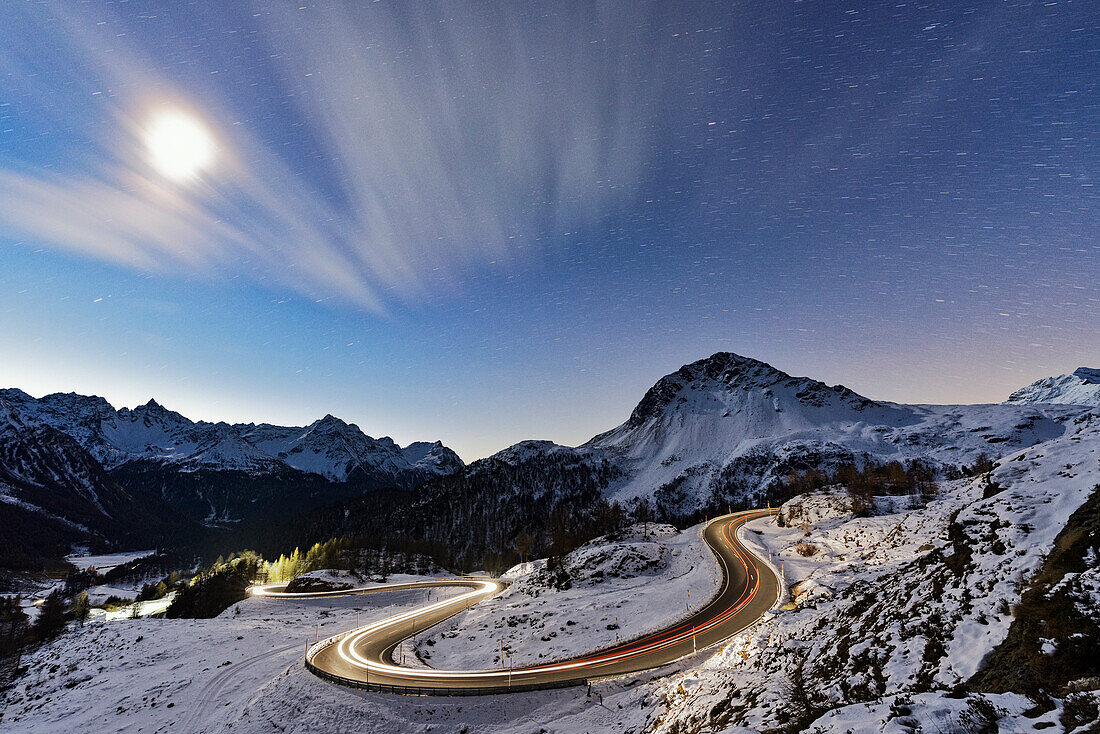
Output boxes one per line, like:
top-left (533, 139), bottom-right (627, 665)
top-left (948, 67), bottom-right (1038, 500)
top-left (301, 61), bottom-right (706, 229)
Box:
top-left (0, 390), bottom-right (121, 463)
top-left (406, 523), bottom-right (718, 669)
top-left (0, 535), bottom-right (720, 734)
top-left (1006, 366), bottom-right (1100, 407)
top-left (0, 581), bottom-right (465, 733)
top-left (0, 398), bottom-right (119, 525)
top-left (66, 549), bottom-right (156, 573)
top-left (652, 408), bottom-right (1100, 733)
top-left (0, 388), bottom-right (462, 484)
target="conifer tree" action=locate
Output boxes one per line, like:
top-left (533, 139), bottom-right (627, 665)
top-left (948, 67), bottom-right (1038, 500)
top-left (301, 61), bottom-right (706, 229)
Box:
top-left (33, 591), bottom-right (67, 640)
top-left (71, 591), bottom-right (91, 627)
top-left (0, 596), bottom-right (30, 665)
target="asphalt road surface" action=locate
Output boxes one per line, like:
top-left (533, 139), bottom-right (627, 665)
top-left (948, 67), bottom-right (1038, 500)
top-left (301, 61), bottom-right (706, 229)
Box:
top-left (250, 509), bottom-right (779, 695)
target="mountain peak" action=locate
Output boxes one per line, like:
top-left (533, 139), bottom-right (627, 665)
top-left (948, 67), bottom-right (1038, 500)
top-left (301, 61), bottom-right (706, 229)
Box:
top-left (1007, 368), bottom-right (1100, 407)
top-left (625, 352), bottom-right (873, 428)
top-left (129, 398), bottom-right (184, 420)
top-left (135, 398), bottom-right (180, 416)
top-left (627, 353), bottom-right (767, 427)
top-left (0, 387), bottom-right (33, 402)
top-left (114, 398), bottom-right (192, 434)
top-left (312, 413), bottom-right (355, 432)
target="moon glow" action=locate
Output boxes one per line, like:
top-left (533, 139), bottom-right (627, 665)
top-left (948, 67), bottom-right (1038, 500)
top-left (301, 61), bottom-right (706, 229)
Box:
top-left (144, 109), bottom-right (216, 181)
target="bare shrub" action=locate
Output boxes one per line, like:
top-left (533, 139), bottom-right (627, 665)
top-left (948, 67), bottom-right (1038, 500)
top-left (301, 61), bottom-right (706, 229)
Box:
top-left (795, 540), bottom-right (818, 557)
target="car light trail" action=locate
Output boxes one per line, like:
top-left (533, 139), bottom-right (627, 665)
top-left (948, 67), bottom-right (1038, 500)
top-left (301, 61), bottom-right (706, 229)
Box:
top-left (253, 509), bottom-right (779, 694)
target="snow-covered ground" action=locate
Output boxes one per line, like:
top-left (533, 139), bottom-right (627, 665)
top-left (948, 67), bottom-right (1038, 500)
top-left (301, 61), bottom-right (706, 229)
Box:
top-left (0, 573), bottom-right (684, 734)
top-left (65, 549), bottom-right (155, 573)
top-left (282, 569), bottom-right (452, 593)
top-left (283, 568), bottom-right (361, 591)
top-left (85, 593), bottom-right (176, 621)
top-left (404, 522), bottom-right (719, 669)
top-left (2, 581), bottom-right (469, 733)
top-left (83, 584), bottom-right (139, 604)
top-left (0, 524), bottom-right (731, 734)
top-left (77, 574), bottom-right (167, 612)
top-left (805, 690), bottom-right (1062, 733)
top-left (1, 578), bottom-right (66, 621)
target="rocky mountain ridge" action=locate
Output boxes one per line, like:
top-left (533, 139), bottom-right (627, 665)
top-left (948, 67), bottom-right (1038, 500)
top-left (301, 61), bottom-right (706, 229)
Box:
top-left (0, 389), bottom-right (462, 485)
top-left (1006, 366), bottom-right (1100, 407)
top-left (0, 391), bottom-right (464, 569)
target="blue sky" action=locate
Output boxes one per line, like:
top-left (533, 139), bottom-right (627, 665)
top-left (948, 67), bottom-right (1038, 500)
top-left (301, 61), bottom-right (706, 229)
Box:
top-left (1, 1), bottom-right (1097, 461)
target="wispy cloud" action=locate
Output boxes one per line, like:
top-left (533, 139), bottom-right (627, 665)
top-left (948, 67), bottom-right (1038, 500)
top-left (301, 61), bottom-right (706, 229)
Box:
top-left (0, 1), bottom-right (685, 310)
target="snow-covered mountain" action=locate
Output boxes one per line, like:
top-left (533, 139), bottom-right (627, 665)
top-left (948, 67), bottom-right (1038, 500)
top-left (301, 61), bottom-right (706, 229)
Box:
top-left (0, 389), bottom-right (462, 486)
top-left (0, 399), bottom-right (113, 522)
top-left (0, 390), bottom-right (463, 556)
top-left (1005, 366), bottom-right (1100, 407)
top-left (236, 414), bottom-right (461, 484)
top-left (0, 399), bottom-right (186, 568)
top-left (418, 353), bottom-right (1087, 528)
top-left (583, 352), bottom-right (1079, 508)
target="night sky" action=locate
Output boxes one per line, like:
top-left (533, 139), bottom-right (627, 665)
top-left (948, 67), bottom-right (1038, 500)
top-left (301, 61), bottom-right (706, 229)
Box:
top-left (1, 1), bottom-right (1097, 461)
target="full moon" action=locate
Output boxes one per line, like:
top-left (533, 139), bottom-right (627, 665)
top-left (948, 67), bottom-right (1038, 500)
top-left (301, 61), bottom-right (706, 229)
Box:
top-left (144, 109), bottom-right (216, 181)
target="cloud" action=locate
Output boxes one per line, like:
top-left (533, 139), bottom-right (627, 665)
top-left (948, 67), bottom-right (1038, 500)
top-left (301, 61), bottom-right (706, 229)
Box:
top-left (0, 1), bottom-right (687, 310)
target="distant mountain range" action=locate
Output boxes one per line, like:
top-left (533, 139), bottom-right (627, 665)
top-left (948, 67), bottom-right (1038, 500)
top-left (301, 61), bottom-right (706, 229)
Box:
top-left (0, 389), bottom-right (462, 482)
top-left (0, 391), bottom-right (462, 573)
top-left (1, 355), bottom-right (1096, 574)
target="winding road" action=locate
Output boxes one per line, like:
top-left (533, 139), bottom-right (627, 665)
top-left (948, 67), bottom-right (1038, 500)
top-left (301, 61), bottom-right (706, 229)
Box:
top-left (249, 509), bottom-right (779, 695)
